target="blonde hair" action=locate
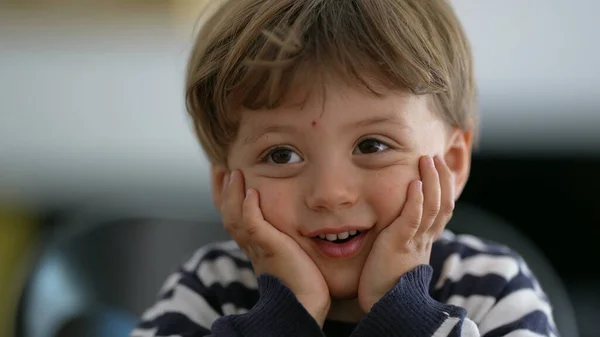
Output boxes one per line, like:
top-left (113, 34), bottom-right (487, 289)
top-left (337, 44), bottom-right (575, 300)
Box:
top-left (186, 0), bottom-right (478, 165)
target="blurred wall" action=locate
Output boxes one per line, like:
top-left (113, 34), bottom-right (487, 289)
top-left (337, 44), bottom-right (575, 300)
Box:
top-left (1, 0), bottom-right (600, 208)
top-left (0, 1), bottom-right (211, 209)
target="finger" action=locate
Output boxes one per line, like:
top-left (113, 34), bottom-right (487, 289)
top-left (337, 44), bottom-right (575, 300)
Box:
top-left (222, 172), bottom-right (231, 195)
top-left (430, 156), bottom-right (455, 235)
top-left (387, 180), bottom-right (423, 242)
top-left (220, 170), bottom-right (245, 232)
top-left (242, 188), bottom-right (278, 256)
top-left (417, 155), bottom-right (441, 236)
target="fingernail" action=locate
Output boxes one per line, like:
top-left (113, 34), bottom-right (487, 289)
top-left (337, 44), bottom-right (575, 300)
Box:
top-left (245, 189), bottom-right (252, 199)
top-left (229, 170), bottom-right (236, 186)
top-left (416, 180), bottom-right (423, 192)
top-left (223, 172), bottom-right (231, 187)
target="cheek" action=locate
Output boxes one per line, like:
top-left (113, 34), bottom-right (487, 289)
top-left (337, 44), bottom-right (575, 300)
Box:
top-left (247, 177), bottom-right (298, 235)
top-left (367, 167), bottom-right (418, 226)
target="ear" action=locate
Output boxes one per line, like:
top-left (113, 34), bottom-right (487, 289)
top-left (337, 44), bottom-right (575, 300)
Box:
top-left (443, 128), bottom-right (473, 201)
top-left (210, 163), bottom-right (230, 209)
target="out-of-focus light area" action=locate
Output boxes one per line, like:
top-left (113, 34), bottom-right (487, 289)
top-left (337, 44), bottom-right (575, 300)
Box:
top-left (1, 0), bottom-right (211, 208)
top-left (0, 1), bottom-right (598, 337)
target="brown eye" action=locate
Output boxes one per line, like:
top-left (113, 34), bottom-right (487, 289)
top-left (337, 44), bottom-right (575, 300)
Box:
top-left (266, 148), bottom-right (302, 164)
top-left (354, 139), bottom-right (389, 154)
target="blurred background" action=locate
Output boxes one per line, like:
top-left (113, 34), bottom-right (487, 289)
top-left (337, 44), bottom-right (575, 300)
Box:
top-left (0, 0), bottom-right (598, 337)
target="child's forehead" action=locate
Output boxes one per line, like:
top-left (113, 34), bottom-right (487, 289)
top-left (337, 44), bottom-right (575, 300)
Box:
top-left (243, 71), bottom-right (408, 114)
top-left (236, 83), bottom-right (426, 131)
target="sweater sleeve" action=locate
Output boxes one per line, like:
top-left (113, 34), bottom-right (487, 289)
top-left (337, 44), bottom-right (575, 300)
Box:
top-left (352, 240), bottom-right (559, 337)
top-left (211, 274), bottom-right (326, 337)
top-left (351, 265), bottom-right (478, 337)
top-left (130, 242), bottom-right (324, 337)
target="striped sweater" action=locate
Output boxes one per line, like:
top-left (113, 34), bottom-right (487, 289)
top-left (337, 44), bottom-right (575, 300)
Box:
top-left (130, 230), bottom-right (559, 337)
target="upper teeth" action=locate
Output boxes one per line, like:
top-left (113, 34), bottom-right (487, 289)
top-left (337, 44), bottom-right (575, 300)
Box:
top-left (318, 230), bottom-right (359, 241)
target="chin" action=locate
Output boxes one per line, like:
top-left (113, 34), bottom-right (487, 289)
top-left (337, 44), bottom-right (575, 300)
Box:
top-left (322, 267), bottom-right (361, 300)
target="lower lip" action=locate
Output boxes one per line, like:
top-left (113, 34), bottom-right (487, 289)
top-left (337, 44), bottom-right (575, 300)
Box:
top-left (313, 231), bottom-right (368, 258)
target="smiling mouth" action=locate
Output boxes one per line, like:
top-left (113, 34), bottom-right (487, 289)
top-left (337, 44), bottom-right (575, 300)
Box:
top-left (313, 230), bottom-right (362, 244)
top-left (311, 229), bottom-right (369, 258)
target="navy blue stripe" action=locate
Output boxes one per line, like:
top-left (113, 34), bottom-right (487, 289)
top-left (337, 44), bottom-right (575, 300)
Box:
top-left (155, 270), bottom-right (223, 315)
top-left (498, 270), bottom-right (539, 299)
top-left (178, 270), bottom-right (227, 315)
top-left (207, 282), bottom-right (260, 311)
top-left (482, 310), bottom-right (551, 337)
top-left (429, 239), bottom-right (520, 294)
top-left (432, 273), bottom-right (509, 302)
top-left (137, 312), bottom-right (211, 336)
top-left (448, 319), bottom-right (462, 337)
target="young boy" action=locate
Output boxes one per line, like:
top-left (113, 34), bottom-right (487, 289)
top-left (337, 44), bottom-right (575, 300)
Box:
top-left (131, 0), bottom-right (558, 336)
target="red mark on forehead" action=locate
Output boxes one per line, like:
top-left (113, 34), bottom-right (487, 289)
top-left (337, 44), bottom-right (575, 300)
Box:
top-left (311, 120), bottom-right (317, 127)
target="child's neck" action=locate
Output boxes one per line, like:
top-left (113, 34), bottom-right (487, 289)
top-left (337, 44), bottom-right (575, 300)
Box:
top-left (327, 298), bottom-right (365, 323)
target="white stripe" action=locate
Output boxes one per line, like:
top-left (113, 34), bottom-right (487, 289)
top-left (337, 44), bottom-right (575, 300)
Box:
top-left (219, 240), bottom-right (240, 250)
top-left (455, 235), bottom-right (489, 251)
top-left (222, 302), bottom-right (250, 316)
top-left (159, 272), bottom-right (182, 296)
top-left (460, 319), bottom-right (479, 337)
top-left (502, 330), bottom-right (547, 337)
top-left (141, 283), bottom-right (220, 329)
top-left (438, 230), bottom-right (456, 241)
top-left (432, 316), bottom-right (460, 337)
top-left (479, 288), bottom-right (553, 335)
top-left (130, 328), bottom-right (157, 337)
top-left (221, 240), bottom-right (250, 261)
top-left (456, 235), bottom-right (511, 254)
top-left (446, 294), bottom-right (496, 324)
top-left (131, 328), bottom-right (183, 337)
top-left (182, 241), bottom-right (246, 272)
top-left (198, 256), bottom-right (258, 289)
top-left (435, 254), bottom-right (520, 289)
top-left (182, 245), bottom-right (213, 272)
top-left (130, 327), bottom-right (183, 337)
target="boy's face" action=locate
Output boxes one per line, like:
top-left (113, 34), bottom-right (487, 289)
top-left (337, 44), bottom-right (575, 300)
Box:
top-left (213, 79), bottom-right (471, 300)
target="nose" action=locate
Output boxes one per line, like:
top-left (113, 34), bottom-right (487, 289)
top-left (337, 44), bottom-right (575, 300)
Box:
top-left (305, 164), bottom-right (360, 212)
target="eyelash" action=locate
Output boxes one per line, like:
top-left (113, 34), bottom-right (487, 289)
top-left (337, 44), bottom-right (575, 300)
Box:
top-left (259, 145), bottom-right (300, 164)
top-left (259, 137), bottom-right (392, 164)
top-left (354, 137), bottom-right (391, 154)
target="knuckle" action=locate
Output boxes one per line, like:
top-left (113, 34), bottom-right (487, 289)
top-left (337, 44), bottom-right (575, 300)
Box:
top-left (426, 206), bottom-right (440, 219)
top-left (407, 217), bottom-right (421, 229)
top-left (246, 223), bottom-right (260, 238)
top-left (440, 200), bottom-right (455, 218)
top-left (262, 248), bottom-right (275, 258)
top-left (412, 238), bottom-right (431, 251)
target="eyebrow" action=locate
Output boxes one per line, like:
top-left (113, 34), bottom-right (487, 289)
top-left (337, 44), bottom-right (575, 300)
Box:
top-left (243, 124), bottom-right (298, 145)
top-left (349, 115), bottom-right (410, 130)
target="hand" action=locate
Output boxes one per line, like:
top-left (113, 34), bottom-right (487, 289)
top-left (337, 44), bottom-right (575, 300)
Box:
top-left (220, 170), bottom-right (331, 326)
top-left (357, 155), bottom-right (455, 313)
